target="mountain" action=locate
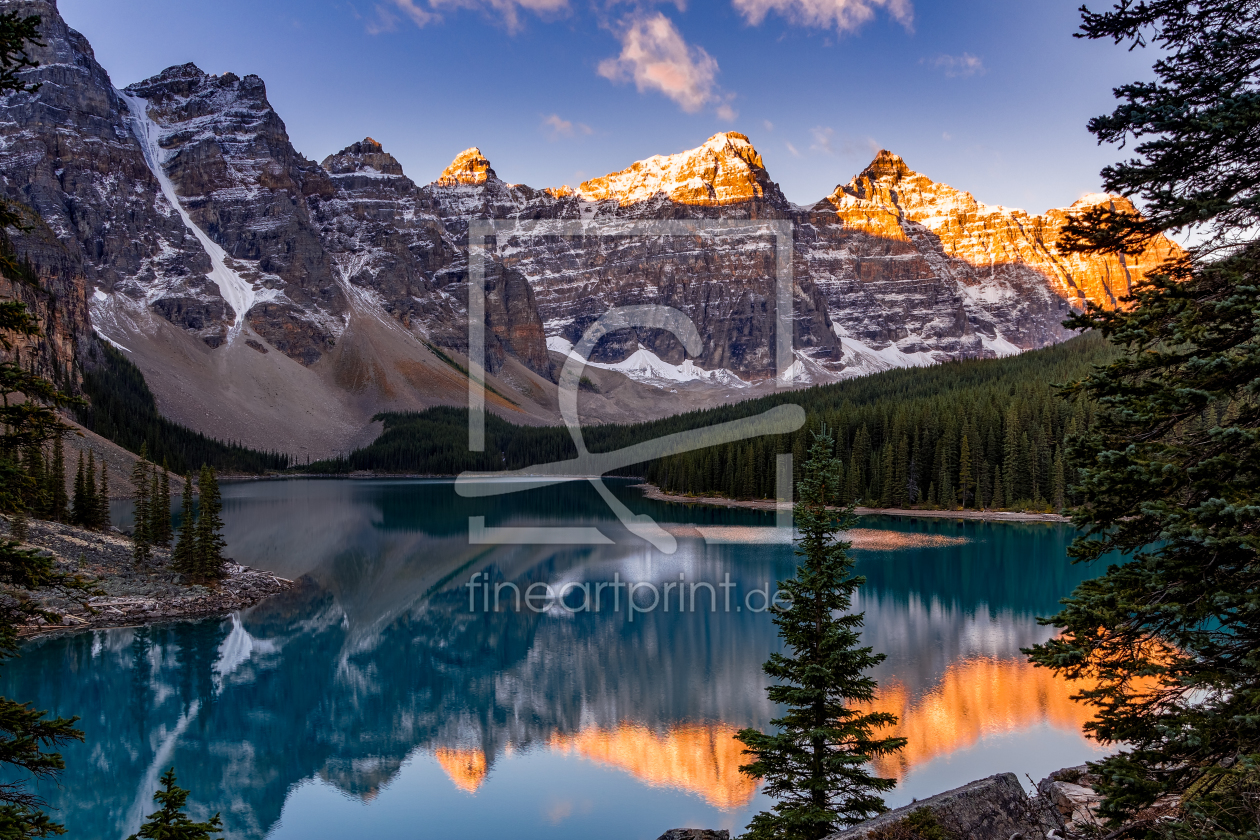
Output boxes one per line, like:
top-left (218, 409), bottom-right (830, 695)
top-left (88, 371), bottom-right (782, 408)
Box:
top-left (0, 0), bottom-right (1183, 458)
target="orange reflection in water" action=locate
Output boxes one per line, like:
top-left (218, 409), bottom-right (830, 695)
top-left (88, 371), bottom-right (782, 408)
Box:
top-left (434, 748), bottom-right (489, 793)
top-left (549, 722), bottom-right (756, 810)
top-left (864, 655), bottom-right (1095, 780)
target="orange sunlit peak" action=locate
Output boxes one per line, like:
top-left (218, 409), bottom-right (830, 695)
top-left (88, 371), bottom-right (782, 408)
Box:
top-left (433, 747), bottom-right (489, 793)
top-left (549, 722), bottom-right (757, 810)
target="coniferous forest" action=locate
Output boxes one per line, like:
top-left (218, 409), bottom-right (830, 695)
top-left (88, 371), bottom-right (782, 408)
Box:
top-left (307, 332), bottom-right (1112, 512)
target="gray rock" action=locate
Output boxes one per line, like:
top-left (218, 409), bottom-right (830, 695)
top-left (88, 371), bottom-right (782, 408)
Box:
top-left (656, 831), bottom-right (731, 840)
top-left (825, 773), bottom-right (1045, 840)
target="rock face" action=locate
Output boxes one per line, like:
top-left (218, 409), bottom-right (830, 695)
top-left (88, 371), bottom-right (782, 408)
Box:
top-left (0, 0), bottom-right (1186, 455)
top-left (825, 773), bottom-right (1047, 840)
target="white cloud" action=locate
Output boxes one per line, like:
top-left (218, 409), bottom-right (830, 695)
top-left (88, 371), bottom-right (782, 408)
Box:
top-left (785, 141), bottom-right (801, 157)
top-left (926, 52), bottom-right (985, 78)
top-left (368, 0), bottom-right (567, 33)
top-left (543, 113), bottom-right (593, 138)
top-left (763, 119), bottom-right (774, 131)
top-left (732, 0), bottom-right (913, 34)
top-left (598, 12), bottom-right (731, 115)
top-left (810, 126), bottom-right (834, 154)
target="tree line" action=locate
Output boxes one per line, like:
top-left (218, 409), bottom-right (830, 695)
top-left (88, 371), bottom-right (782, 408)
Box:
top-left (308, 332), bottom-right (1112, 513)
top-left (77, 342), bottom-right (289, 475)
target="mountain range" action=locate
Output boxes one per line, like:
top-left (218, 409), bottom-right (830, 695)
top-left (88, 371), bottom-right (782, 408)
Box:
top-left (0, 0), bottom-right (1182, 459)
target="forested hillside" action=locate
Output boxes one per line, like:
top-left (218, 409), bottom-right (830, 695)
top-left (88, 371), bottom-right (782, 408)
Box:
top-left (309, 332), bottom-right (1113, 511)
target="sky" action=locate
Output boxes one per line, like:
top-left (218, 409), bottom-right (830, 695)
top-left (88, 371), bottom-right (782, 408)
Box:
top-left (57, 0), bottom-right (1155, 212)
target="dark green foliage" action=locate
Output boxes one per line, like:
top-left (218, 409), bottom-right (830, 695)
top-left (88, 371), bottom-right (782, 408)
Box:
top-left (0, 13), bottom-right (91, 837)
top-left (308, 334), bottom-right (1111, 514)
top-left (1027, 249), bottom-right (1260, 837)
top-left (152, 464), bottom-right (171, 547)
top-left (1025, 2), bottom-right (1260, 838)
top-left (0, 12), bottom-right (39, 104)
top-left (171, 474), bottom-right (195, 576)
top-left (126, 767), bottom-right (222, 840)
top-left (192, 467), bottom-right (225, 581)
top-left (736, 429), bottom-right (904, 840)
top-left (76, 344), bottom-right (288, 475)
top-left (1058, 0), bottom-right (1260, 253)
top-left (132, 445), bottom-right (151, 563)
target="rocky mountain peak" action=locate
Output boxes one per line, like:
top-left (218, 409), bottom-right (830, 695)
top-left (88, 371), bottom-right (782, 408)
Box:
top-left (436, 147), bottom-right (496, 186)
top-left (862, 149), bottom-right (912, 183)
top-left (576, 131), bottom-right (782, 207)
top-left (321, 137), bottom-right (405, 176)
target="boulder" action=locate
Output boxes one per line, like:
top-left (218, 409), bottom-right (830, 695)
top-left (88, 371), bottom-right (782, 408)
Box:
top-left (1037, 765), bottom-right (1103, 829)
top-left (825, 773), bottom-right (1046, 840)
top-left (656, 831), bottom-right (731, 840)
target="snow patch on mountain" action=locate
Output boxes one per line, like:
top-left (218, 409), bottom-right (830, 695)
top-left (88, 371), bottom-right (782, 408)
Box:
top-left (547, 336), bottom-right (749, 388)
top-left (123, 92), bottom-right (260, 339)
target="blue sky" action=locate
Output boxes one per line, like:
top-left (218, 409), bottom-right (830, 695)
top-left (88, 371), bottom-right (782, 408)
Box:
top-left (59, 0), bottom-right (1152, 211)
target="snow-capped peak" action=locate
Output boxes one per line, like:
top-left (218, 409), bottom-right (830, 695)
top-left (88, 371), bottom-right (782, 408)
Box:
top-left (435, 147), bottom-right (497, 187)
top-left (576, 131), bottom-right (781, 207)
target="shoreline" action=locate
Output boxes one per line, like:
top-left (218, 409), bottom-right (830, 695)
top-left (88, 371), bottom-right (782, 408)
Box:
top-left (216, 473), bottom-right (1071, 523)
top-left (9, 518), bottom-right (293, 638)
top-left (632, 483), bottom-right (1070, 523)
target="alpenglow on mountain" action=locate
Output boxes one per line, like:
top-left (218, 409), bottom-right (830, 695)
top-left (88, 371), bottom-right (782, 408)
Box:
top-left (0, 0), bottom-right (1182, 458)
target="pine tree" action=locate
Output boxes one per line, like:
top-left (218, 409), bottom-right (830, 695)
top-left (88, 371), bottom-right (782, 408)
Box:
top-left (147, 466), bottom-right (162, 546)
top-left (737, 428), bottom-right (905, 840)
top-left (71, 452), bottom-right (85, 526)
top-left (153, 462), bottom-right (172, 547)
top-left (193, 466), bottom-right (226, 580)
top-left (47, 435), bottom-right (66, 522)
top-left (126, 767), bottom-right (222, 840)
top-left (991, 464), bottom-right (1004, 510)
top-left (82, 452), bottom-right (98, 530)
top-left (96, 465), bottom-right (109, 530)
top-left (1051, 447), bottom-right (1065, 511)
top-left (957, 435), bottom-right (973, 510)
top-left (131, 449), bottom-right (151, 564)
top-left (171, 474), bottom-right (195, 576)
top-left (1029, 2), bottom-right (1260, 835)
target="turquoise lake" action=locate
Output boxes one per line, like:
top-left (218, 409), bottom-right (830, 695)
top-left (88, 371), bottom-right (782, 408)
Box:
top-left (3, 479), bottom-right (1111, 839)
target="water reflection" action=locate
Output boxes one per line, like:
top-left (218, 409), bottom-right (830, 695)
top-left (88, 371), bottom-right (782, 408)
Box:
top-left (5, 480), bottom-right (1110, 840)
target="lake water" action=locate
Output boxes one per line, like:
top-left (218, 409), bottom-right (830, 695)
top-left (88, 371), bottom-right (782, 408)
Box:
top-left (4, 479), bottom-right (1110, 839)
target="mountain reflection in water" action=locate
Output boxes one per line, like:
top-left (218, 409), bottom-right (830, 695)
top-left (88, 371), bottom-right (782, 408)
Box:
top-left (4, 479), bottom-right (1113, 840)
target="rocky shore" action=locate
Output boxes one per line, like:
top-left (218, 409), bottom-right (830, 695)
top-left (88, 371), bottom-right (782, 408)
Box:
top-left (633, 483), bottom-right (1070, 524)
top-left (657, 765), bottom-right (1112, 840)
top-left (7, 517), bottom-right (292, 637)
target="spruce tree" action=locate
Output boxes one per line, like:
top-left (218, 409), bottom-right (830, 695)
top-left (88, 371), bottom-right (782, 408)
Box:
top-left (82, 452), bottom-right (97, 530)
top-left (126, 767), bottom-right (222, 840)
top-left (131, 451), bottom-right (151, 564)
top-left (46, 436), bottom-right (66, 522)
top-left (154, 462), bottom-right (172, 546)
top-left (1028, 1), bottom-right (1260, 836)
top-left (147, 466), bottom-right (161, 547)
top-left (70, 452), bottom-right (85, 527)
top-left (957, 435), bottom-right (973, 509)
top-left (96, 464), bottom-right (109, 530)
top-left (737, 428), bottom-right (905, 840)
top-left (171, 474), bottom-right (195, 576)
top-left (193, 466), bottom-right (226, 580)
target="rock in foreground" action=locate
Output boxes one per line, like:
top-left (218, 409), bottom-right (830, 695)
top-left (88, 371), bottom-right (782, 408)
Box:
top-left (825, 773), bottom-right (1048, 840)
